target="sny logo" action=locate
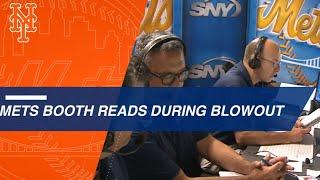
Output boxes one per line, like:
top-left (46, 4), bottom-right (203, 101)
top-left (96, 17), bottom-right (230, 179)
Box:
top-left (190, 0), bottom-right (241, 17)
top-left (9, 3), bottom-right (37, 43)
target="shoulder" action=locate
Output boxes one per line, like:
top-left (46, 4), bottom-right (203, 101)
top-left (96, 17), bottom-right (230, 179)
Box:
top-left (214, 62), bottom-right (250, 87)
top-left (214, 74), bottom-right (247, 87)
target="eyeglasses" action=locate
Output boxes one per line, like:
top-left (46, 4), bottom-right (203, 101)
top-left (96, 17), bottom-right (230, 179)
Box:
top-left (258, 57), bottom-right (281, 68)
top-left (147, 67), bottom-right (189, 86)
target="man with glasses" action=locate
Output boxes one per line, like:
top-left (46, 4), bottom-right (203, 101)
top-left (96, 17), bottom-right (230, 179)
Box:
top-left (116, 32), bottom-right (292, 180)
top-left (213, 37), bottom-right (310, 147)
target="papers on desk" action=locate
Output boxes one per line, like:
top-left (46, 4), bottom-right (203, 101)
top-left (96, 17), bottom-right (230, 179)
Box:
top-left (306, 169), bottom-right (320, 178)
top-left (297, 176), bottom-right (318, 180)
top-left (257, 135), bottom-right (314, 162)
top-left (287, 161), bottom-right (303, 173)
top-left (219, 171), bottom-right (243, 177)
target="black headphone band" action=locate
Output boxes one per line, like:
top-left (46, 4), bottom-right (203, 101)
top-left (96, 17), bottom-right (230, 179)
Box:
top-left (140, 34), bottom-right (186, 64)
top-left (254, 36), bottom-right (268, 60)
top-left (248, 36), bottom-right (268, 69)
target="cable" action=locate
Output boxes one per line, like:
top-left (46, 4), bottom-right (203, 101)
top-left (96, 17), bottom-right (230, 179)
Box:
top-left (106, 132), bottom-right (148, 156)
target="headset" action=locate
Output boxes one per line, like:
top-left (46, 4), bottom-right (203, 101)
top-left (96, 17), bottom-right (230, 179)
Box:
top-left (133, 33), bottom-right (186, 77)
top-left (248, 36), bottom-right (268, 69)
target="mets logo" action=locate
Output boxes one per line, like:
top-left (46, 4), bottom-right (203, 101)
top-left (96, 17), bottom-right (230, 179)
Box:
top-left (9, 3), bottom-right (37, 43)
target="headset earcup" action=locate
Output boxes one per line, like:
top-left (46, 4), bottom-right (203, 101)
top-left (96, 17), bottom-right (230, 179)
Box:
top-left (255, 58), bottom-right (261, 68)
top-left (249, 58), bottom-right (256, 69)
top-left (249, 58), bottom-right (261, 69)
top-left (256, 59), bottom-right (261, 69)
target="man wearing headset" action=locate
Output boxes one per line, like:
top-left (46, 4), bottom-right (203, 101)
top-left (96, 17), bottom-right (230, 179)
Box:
top-left (213, 37), bottom-right (311, 147)
top-left (115, 32), bottom-right (292, 180)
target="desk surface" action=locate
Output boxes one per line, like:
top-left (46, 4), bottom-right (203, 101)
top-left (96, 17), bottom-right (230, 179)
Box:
top-left (242, 132), bottom-right (320, 177)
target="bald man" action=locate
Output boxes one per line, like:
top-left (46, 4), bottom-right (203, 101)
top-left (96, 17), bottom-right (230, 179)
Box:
top-left (213, 37), bottom-right (310, 147)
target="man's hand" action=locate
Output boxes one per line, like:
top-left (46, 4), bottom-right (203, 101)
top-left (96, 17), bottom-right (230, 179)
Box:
top-left (249, 153), bottom-right (293, 172)
top-left (262, 153), bottom-right (293, 171)
top-left (248, 153), bottom-right (291, 180)
top-left (295, 118), bottom-right (305, 128)
top-left (289, 119), bottom-right (311, 143)
top-left (248, 161), bottom-right (286, 180)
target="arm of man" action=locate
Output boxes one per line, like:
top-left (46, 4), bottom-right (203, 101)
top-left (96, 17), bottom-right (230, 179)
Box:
top-left (174, 169), bottom-right (251, 180)
top-left (235, 131), bottom-right (293, 145)
top-left (235, 123), bottom-right (310, 145)
top-left (196, 135), bottom-right (253, 175)
top-left (174, 162), bottom-right (285, 180)
top-left (188, 135), bottom-right (286, 180)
